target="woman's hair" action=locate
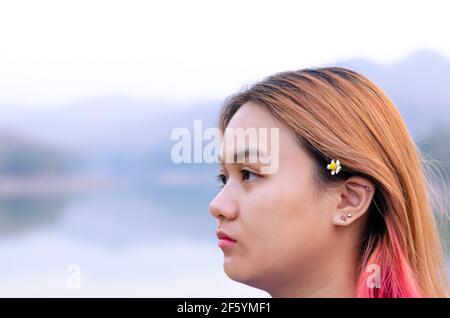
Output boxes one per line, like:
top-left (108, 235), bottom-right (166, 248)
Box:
top-left (218, 67), bottom-right (449, 297)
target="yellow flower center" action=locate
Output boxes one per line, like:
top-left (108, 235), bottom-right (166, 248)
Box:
top-left (329, 162), bottom-right (336, 170)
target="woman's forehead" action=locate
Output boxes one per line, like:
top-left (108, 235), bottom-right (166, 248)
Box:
top-left (226, 102), bottom-right (280, 129)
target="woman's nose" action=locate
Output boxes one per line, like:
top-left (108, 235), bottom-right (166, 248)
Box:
top-left (209, 189), bottom-right (238, 221)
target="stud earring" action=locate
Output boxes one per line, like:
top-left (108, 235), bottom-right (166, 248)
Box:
top-left (347, 213), bottom-right (352, 218)
top-left (340, 215), bottom-right (347, 221)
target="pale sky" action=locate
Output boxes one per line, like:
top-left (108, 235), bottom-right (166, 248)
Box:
top-left (0, 0), bottom-right (449, 107)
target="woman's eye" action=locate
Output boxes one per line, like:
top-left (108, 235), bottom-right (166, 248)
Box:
top-left (241, 169), bottom-right (259, 182)
top-left (216, 173), bottom-right (228, 187)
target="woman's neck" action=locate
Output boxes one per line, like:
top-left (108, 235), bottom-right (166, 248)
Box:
top-left (268, 244), bottom-right (359, 298)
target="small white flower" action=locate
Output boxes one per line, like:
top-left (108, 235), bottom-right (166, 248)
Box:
top-left (326, 159), bottom-right (342, 175)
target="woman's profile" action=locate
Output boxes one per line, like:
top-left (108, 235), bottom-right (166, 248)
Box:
top-left (209, 67), bottom-right (449, 297)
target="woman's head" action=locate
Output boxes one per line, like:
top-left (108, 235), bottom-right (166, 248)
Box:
top-left (209, 67), bottom-right (449, 297)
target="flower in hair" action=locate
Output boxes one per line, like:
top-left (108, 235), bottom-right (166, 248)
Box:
top-left (327, 159), bottom-right (342, 175)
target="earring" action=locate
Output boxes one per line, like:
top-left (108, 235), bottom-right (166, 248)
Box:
top-left (364, 186), bottom-right (371, 191)
top-left (347, 213), bottom-right (352, 218)
top-left (340, 215), bottom-right (347, 221)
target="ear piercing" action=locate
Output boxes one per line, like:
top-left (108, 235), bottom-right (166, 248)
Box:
top-left (340, 213), bottom-right (352, 221)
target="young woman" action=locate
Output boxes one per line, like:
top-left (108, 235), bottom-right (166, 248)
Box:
top-left (209, 67), bottom-right (449, 297)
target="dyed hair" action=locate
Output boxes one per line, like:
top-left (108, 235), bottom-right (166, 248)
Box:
top-left (218, 67), bottom-right (449, 298)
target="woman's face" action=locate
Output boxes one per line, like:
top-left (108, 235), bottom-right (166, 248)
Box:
top-left (209, 101), bottom-right (339, 293)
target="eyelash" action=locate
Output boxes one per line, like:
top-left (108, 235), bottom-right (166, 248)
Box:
top-left (216, 174), bottom-right (227, 187)
top-left (216, 169), bottom-right (259, 187)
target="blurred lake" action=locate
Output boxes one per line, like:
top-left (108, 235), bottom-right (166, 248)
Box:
top-left (0, 50), bottom-right (449, 297)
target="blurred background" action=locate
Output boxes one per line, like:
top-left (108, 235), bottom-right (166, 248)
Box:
top-left (0, 0), bottom-right (449, 297)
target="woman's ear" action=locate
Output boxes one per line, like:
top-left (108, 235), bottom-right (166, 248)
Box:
top-left (331, 176), bottom-right (375, 227)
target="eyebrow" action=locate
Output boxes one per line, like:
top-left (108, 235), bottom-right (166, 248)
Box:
top-left (218, 147), bottom-right (269, 164)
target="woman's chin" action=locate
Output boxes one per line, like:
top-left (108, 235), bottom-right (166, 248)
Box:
top-left (223, 260), bottom-right (262, 288)
top-left (223, 259), bottom-right (246, 282)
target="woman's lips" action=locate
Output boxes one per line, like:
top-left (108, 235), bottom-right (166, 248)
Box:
top-left (218, 237), bottom-right (237, 248)
top-left (216, 230), bottom-right (237, 249)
